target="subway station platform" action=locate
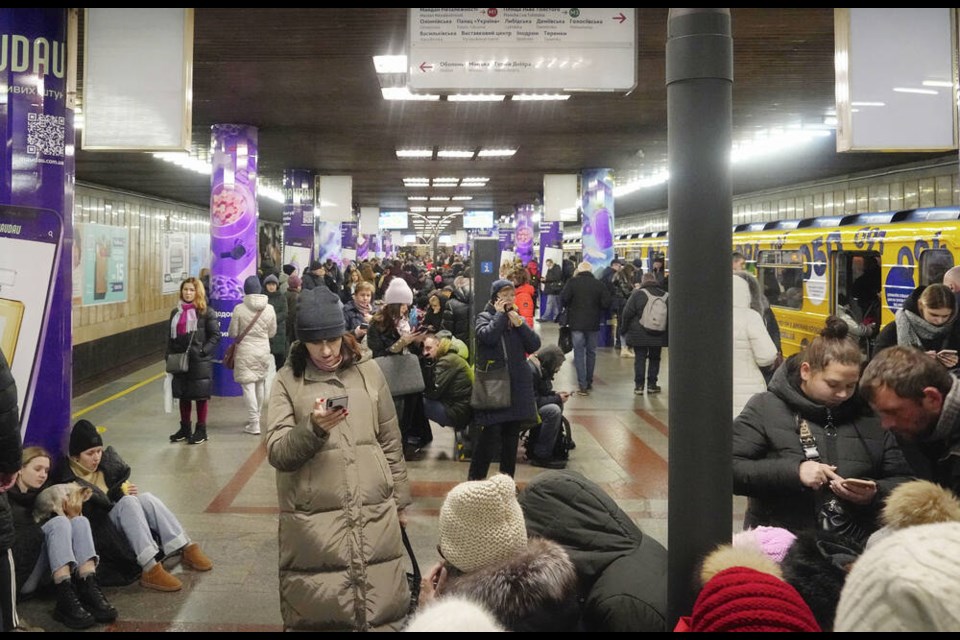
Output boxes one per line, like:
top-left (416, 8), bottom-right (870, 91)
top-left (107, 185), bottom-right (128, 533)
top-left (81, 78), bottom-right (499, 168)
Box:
top-left (17, 323), bottom-right (744, 631)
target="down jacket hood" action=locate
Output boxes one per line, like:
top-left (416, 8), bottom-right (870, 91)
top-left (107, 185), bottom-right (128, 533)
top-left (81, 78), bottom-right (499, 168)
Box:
top-left (767, 354), bottom-right (867, 425)
top-left (243, 292), bottom-right (268, 312)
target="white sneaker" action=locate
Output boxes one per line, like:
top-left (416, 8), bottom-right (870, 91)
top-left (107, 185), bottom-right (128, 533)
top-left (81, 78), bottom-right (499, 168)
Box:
top-left (243, 424), bottom-right (261, 435)
top-left (621, 348), bottom-right (635, 358)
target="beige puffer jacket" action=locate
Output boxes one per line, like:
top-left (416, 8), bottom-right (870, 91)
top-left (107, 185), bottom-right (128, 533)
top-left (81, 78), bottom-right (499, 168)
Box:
top-left (228, 293), bottom-right (277, 384)
top-left (264, 351), bottom-right (412, 631)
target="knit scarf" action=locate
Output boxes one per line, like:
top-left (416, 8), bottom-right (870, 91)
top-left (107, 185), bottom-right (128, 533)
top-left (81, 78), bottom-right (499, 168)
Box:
top-left (354, 299), bottom-right (372, 317)
top-left (171, 301), bottom-right (198, 338)
top-left (69, 457), bottom-right (108, 494)
top-left (310, 354), bottom-right (343, 372)
top-left (894, 308), bottom-right (953, 350)
top-left (932, 377), bottom-right (960, 443)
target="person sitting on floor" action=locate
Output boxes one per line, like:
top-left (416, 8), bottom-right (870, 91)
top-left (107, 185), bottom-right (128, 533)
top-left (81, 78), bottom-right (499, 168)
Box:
top-left (52, 420), bottom-right (213, 593)
top-left (421, 333), bottom-right (473, 432)
top-left (525, 345), bottom-right (571, 469)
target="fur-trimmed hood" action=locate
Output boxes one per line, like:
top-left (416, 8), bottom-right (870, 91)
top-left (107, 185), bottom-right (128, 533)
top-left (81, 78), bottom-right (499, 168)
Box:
top-left (882, 479), bottom-right (960, 530)
top-left (698, 544), bottom-right (782, 586)
top-left (445, 537), bottom-right (579, 632)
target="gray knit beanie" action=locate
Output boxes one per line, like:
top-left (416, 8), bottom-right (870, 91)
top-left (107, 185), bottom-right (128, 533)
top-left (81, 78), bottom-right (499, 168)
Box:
top-left (296, 286), bottom-right (346, 342)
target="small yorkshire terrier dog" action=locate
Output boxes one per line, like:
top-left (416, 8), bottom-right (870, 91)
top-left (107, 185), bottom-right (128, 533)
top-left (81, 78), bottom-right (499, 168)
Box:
top-left (33, 482), bottom-right (93, 523)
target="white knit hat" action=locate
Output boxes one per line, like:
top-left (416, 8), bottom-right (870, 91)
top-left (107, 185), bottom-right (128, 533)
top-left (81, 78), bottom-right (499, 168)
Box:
top-left (383, 277), bottom-right (413, 305)
top-left (404, 597), bottom-right (504, 632)
top-left (439, 474), bottom-right (527, 574)
top-left (834, 521), bottom-right (960, 631)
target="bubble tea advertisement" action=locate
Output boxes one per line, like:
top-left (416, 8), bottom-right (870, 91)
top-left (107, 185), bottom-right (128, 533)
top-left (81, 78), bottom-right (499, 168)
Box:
top-left (515, 204), bottom-right (535, 266)
top-left (581, 169), bottom-right (615, 274)
top-left (208, 124), bottom-right (258, 396)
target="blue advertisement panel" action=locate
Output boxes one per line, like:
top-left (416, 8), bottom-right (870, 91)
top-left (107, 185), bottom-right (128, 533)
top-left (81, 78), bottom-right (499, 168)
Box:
top-left (581, 168), bottom-right (615, 274)
top-left (515, 204), bottom-right (535, 266)
top-left (315, 220), bottom-right (343, 267)
top-left (78, 223), bottom-right (128, 305)
top-left (0, 9), bottom-right (72, 455)
top-left (282, 168), bottom-right (315, 272)
top-left (341, 221), bottom-right (358, 263)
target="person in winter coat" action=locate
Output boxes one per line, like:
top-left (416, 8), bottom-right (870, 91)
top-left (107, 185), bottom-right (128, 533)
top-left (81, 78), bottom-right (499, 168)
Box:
top-left (733, 317), bottom-right (913, 536)
top-left (421, 292), bottom-right (446, 334)
top-left (284, 274), bottom-right (301, 349)
top-left (731, 273), bottom-right (778, 415)
top-left (560, 262), bottom-right (611, 395)
top-left (469, 280), bottom-right (542, 480)
top-left (0, 349), bottom-right (22, 632)
top-left (540, 258), bottom-right (563, 322)
top-left (525, 345), bottom-right (570, 469)
top-left (518, 469), bottom-right (668, 632)
top-left (263, 274), bottom-right (289, 371)
top-left (874, 283), bottom-right (960, 370)
top-left (166, 277), bottom-right (221, 446)
top-left (229, 275), bottom-right (278, 436)
top-left (10, 447), bottom-right (117, 629)
top-left (440, 282), bottom-right (472, 345)
top-left (621, 272), bottom-right (670, 395)
top-left (734, 270), bottom-right (783, 384)
top-left (342, 280), bottom-right (376, 342)
top-left (53, 420), bottom-right (213, 594)
top-left (264, 286), bottom-right (411, 631)
top-left (421, 333), bottom-right (473, 430)
top-left (511, 268), bottom-right (537, 328)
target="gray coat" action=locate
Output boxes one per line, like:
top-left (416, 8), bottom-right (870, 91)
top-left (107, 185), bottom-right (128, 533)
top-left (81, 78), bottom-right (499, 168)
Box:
top-left (733, 356), bottom-right (913, 533)
top-left (473, 304), bottom-right (541, 426)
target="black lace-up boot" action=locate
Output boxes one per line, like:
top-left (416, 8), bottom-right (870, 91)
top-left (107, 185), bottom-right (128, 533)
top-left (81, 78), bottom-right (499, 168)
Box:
top-left (76, 573), bottom-right (118, 623)
top-left (170, 421), bottom-right (192, 443)
top-left (52, 580), bottom-right (95, 629)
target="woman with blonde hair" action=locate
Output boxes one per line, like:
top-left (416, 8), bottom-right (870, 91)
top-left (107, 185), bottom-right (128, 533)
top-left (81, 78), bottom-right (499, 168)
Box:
top-left (166, 277), bottom-right (220, 445)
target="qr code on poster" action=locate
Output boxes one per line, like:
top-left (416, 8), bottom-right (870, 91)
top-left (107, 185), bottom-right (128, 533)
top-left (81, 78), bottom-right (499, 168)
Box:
top-left (27, 113), bottom-right (65, 157)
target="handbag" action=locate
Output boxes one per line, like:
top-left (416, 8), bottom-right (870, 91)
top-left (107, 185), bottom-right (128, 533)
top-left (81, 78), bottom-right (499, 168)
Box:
top-left (797, 416), bottom-right (871, 545)
top-left (558, 325), bottom-right (573, 354)
top-left (374, 352), bottom-right (426, 396)
top-left (223, 308), bottom-right (263, 370)
top-left (401, 527), bottom-right (421, 616)
top-left (165, 331), bottom-right (194, 374)
top-left (470, 338), bottom-right (511, 411)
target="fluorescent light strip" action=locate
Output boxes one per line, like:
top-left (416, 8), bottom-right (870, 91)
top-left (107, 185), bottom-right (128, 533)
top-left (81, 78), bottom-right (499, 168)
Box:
top-left (429, 197), bottom-right (450, 201)
top-left (849, 102), bottom-right (885, 107)
top-left (511, 94), bottom-right (570, 101)
top-left (462, 177), bottom-right (489, 183)
top-left (397, 149), bottom-right (433, 158)
top-left (382, 87), bottom-right (440, 101)
top-left (477, 148), bottom-right (517, 157)
top-left (407, 196), bottom-right (428, 201)
top-left (437, 150), bottom-right (476, 158)
top-left (433, 177), bottom-right (459, 184)
top-left (892, 87), bottom-right (939, 95)
top-left (447, 94), bottom-right (506, 102)
top-left (451, 196), bottom-right (473, 201)
top-left (923, 80), bottom-right (953, 88)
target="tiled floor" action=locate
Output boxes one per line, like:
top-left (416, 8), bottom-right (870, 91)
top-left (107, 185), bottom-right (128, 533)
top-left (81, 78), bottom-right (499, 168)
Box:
top-left (16, 323), bottom-right (743, 631)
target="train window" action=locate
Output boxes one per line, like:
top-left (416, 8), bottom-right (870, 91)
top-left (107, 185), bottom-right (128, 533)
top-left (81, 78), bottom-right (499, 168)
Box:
top-left (920, 249), bottom-right (954, 286)
top-left (835, 252), bottom-right (882, 352)
top-left (757, 250), bottom-right (804, 309)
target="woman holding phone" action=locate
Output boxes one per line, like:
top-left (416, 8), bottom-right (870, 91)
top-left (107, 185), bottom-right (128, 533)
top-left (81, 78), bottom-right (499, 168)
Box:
top-left (874, 283), bottom-right (960, 370)
top-left (733, 316), bottom-right (913, 537)
top-left (264, 286), bottom-right (411, 631)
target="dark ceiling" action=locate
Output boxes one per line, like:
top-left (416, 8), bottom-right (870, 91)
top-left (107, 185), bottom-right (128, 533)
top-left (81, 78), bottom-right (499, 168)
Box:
top-left (75, 8), bottom-right (953, 230)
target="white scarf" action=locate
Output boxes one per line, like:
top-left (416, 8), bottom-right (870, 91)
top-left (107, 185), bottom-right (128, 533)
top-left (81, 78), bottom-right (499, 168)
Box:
top-left (170, 301), bottom-right (198, 338)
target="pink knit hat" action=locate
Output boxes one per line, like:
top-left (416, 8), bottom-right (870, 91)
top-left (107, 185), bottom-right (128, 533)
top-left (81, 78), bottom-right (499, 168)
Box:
top-left (732, 526), bottom-right (798, 564)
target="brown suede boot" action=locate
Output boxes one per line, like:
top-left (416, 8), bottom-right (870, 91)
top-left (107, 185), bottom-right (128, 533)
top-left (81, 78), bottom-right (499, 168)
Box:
top-left (139, 563), bottom-right (182, 592)
top-left (181, 543), bottom-right (213, 571)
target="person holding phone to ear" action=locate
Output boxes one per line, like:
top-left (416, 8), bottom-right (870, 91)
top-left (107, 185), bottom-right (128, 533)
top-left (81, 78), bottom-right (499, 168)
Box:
top-left (264, 286), bottom-right (411, 631)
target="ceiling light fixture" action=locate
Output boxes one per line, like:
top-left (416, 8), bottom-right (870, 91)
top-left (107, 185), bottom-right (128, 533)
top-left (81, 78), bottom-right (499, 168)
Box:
top-left (447, 94), bottom-right (506, 102)
top-left (511, 94), bottom-right (570, 101)
top-left (451, 196), bottom-right (473, 201)
top-left (437, 150), bottom-right (476, 158)
top-left (396, 149), bottom-right (434, 158)
top-left (407, 196), bottom-right (428, 201)
top-left (477, 148), bottom-right (517, 157)
top-left (373, 55), bottom-right (407, 74)
top-left (892, 87), bottom-right (938, 95)
top-left (382, 87), bottom-right (440, 101)
top-left (922, 80), bottom-right (953, 88)
top-left (429, 196), bottom-right (450, 201)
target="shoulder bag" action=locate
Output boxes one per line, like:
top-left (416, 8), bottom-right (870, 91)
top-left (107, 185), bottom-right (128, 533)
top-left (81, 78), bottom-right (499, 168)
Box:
top-left (402, 527), bottom-right (421, 616)
top-left (374, 352), bottom-right (426, 396)
top-left (470, 337), bottom-right (511, 411)
top-left (166, 331), bottom-right (195, 374)
top-left (223, 308), bottom-right (264, 370)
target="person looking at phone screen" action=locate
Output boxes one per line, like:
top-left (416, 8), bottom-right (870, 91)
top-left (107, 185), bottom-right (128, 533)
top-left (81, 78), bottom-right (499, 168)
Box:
top-left (733, 316), bottom-right (912, 536)
top-left (342, 281), bottom-right (377, 342)
top-left (264, 286), bottom-right (411, 631)
top-left (874, 283), bottom-right (960, 371)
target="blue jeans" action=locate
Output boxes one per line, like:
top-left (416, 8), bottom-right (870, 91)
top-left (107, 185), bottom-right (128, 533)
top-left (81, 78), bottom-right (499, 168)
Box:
top-left (542, 294), bottom-right (560, 321)
top-left (21, 516), bottom-right (99, 595)
top-left (109, 493), bottom-right (189, 567)
top-left (572, 330), bottom-right (599, 389)
top-left (533, 403), bottom-right (563, 459)
top-left (634, 346), bottom-right (662, 387)
top-left (423, 397), bottom-right (452, 427)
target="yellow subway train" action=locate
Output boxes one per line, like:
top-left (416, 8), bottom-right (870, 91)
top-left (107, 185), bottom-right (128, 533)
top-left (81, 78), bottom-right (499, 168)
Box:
top-left (564, 207), bottom-right (960, 356)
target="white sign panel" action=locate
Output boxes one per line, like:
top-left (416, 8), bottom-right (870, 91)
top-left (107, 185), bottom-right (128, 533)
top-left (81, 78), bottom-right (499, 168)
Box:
top-left (161, 231), bottom-right (189, 294)
top-left (408, 8), bottom-right (636, 92)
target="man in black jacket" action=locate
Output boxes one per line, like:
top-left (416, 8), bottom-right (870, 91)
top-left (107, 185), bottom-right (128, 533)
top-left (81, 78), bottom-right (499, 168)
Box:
top-left (440, 279), bottom-right (472, 346)
top-left (540, 258), bottom-right (563, 322)
top-left (0, 350), bottom-right (23, 631)
top-left (560, 262), bottom-right (611, 395)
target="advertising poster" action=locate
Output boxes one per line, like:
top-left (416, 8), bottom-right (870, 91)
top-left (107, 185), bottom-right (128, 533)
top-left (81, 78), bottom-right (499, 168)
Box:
top-left (161, 230), bottom-right (189, 294)
top-left (341, 222), bottom-right (358, 263)
top-left (282, 169), bottom-right (315, 270)
top-left (282, 245), bottom-right (311, 276)
top-left (189, 231), bottom-right (211, 279)
top-left (356, 234), bottom-right (370, 261)
top-left (258, 222), bottom-right (283, 272)
top-left (581, 169), bottom-right (615, 274)
top-left (0, 10), bottom-right (73, 454)
top-left (382, 232), bottom-right (394, 259)
top-left (315, 220), bottom-right (342, 267)
top-left (78, 222), bottom-right (128, 305)
top-left (209, 124), bottom-right (258, 397)
top-left (498, 228), bottom-right (515, 253)
top-left (514, 204), bottom-right (535, 266)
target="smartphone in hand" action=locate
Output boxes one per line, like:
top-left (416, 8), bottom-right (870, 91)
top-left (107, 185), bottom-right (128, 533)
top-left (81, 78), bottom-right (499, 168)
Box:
top-left (325, 395), bottom-right (349, 412)
top-left (841, 478), bottom-right (875, 490)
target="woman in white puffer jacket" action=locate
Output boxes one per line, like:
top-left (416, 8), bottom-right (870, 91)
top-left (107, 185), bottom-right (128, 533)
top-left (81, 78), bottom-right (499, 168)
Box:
top-left (732, 273), bottom-right (778, 416)
top-left (229, 275), bottom-right (277, 435)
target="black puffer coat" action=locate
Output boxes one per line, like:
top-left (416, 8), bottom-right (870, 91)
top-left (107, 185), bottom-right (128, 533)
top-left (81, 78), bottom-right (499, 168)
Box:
top-left (620, 283), bottom-right (669, 348)
top-left (0, 350), bottom-right (21, 553)
top-left (266, 288), bottom-right (289, 357)
top-left (733, 356), bottom-right (913, 533)
top-left (560, 271), bottom-right (611, 332)
top-left (8, 484), bottom-right (43, 592)
top-left (167, 306), bottom-right (221, 400)
top-left (472, 305), bottom-right (541, 426)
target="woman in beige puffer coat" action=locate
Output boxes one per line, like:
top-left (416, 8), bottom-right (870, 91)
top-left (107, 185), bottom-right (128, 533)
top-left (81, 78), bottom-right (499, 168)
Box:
top-left (229, 276), bottom-right (277, 435)
top-left (265, 286), bottom-right (412, 631)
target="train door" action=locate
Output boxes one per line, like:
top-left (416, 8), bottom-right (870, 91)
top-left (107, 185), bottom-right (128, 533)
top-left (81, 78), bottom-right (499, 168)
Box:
top-left (833, 250), bottom-right (881, 357)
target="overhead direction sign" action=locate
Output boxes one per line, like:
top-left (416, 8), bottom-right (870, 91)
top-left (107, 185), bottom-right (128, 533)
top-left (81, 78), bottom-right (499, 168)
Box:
top-left (408, 8), bottom-right (637, 92)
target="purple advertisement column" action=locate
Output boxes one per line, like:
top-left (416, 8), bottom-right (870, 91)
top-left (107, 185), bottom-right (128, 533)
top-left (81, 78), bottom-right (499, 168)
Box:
top-left (315, 221), bottom-right (342, 267)
top-left (340, 222), bottom-right (358, 263)
top-left (209, 124), bottom-right (258, 397)
top-left (514, 204), bottom-right (535, 266)
top-left (357, 234), bottom-right (370, 261)
top-left (0, 8), bottom-right (72, 456)
top-left (581, 169), bottom-right (615, 274)
top-left (538, 221), bottom-right (563, 312)
top-left (281, 168), bottom-right (315, 275)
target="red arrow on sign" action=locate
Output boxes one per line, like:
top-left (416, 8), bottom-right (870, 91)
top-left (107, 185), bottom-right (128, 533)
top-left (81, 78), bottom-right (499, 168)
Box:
top-left (419, 62), bottom-right (433, 72)
top-left (613, 12), bottom-right (626, 24)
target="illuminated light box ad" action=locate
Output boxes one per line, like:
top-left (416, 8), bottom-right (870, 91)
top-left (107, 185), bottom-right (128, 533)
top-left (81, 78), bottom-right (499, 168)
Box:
top-left (379, 211), bottom-right (409, 229)
top-left (463, 210), bottom-right (494, 229)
